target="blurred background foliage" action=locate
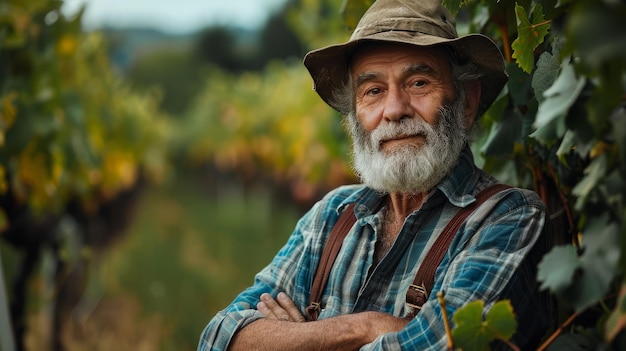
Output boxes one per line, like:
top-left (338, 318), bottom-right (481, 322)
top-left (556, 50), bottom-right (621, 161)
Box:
top-left (0, 0), bottom-right (625, 350)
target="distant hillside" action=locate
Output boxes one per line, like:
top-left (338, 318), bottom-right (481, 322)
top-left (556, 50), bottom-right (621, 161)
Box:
top-left (97, 25), bottom-right (258, 71)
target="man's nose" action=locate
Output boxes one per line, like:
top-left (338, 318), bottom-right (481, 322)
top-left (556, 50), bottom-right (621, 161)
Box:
top-left (382, 86), bottom-right (413, 122)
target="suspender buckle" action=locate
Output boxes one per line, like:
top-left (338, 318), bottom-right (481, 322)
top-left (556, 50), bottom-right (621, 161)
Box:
top-left (305, 301), bottom-right (321, 321)
top-left (408, 283), bottom-right (429, 299)
top-left (406, 282), bottom-right (428, 311)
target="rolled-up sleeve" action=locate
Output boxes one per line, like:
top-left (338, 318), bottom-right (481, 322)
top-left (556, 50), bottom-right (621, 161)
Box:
top-left (198, 307), bottom-right (265, 351)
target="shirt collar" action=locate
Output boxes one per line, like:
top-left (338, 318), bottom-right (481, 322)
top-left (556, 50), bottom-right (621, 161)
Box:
top-left (436, 145), bottom-right (483, 208)
top-left (338, 186), bottom-right (386, 219)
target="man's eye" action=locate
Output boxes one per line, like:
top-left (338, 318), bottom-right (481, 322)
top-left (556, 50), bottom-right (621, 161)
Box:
top-left (412, 80), bottom-right (426, 88)
top-left (366, 88), bottom-right (382, 95)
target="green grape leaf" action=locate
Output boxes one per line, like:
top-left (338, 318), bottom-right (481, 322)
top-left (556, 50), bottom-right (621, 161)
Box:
top-left (453, 301), bottom-right (490, 351)
top-left (511, 4), bottom-right (550, 73)
top-left (506, 61), bottom-right (532, 108)
top-left (443, 0), bottom-right (463, 16)
top-left (566, 1), bottom-right (626, 69)
top-left (574, 217), bottom-right (621, 312)
top-left (572, 154), bottom-right (607, 209)
top-left (480, 106), bottom-right (523, 156)
top-left (532, 47), bottom-right (560, 104)
top-left (485, 300), bottom-right (517, 341)
top-left (552, 216), bottom-right (621, 312)
top-left (452, 300), bottom-right (517, 351)
top-left (555, 130), bottom-right (575, 166)
top-left (537, 245), bottom-right (580, 293)
top-left (529, 118), bottom-right (564, 147)
top-left (534, 60), bottom-right (585, 131)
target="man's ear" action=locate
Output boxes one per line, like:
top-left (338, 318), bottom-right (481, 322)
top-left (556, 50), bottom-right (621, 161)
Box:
top-left (463, 80), bottom-right (481, 128)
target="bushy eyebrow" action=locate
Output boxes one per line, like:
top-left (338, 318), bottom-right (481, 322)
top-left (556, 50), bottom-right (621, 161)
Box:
top-left (355, 72), bottom-right (381, 89)
top-left (404, 63), bottom-right (436, 77)
top-left (354, 63), bottom-right (437, 89)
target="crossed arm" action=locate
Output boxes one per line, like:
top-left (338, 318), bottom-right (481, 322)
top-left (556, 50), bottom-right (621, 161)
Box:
top-left (199, 188), bottom-right (549, 351)
top-left (227, 292), bottom-right (408, 351)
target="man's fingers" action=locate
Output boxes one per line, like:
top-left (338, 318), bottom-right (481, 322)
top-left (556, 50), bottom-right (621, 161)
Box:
top-left (259, 293), bottom-right (291, 321)
top-left (257, 301), bottom-right (275, 319)
top-left (277, 292), bottom-right (306, 322)
top-left (257, 293), bottom-right (306, 322)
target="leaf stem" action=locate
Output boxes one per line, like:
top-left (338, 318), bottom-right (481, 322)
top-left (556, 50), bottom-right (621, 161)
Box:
top-left (437, 291), bottom-right (454, 351)
top-left (502, 339), bottom-right (521, 351)
top-left (536, 311), bottom-right (579, 351)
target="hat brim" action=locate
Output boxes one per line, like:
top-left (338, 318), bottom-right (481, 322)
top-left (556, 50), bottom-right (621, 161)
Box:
top-left (304, 32), bottom-right (508, 117)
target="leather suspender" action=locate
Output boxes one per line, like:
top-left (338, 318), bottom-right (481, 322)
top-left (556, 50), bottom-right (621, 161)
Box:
top-left (403, 183), bottom-right (510, 319)
top-left (305, 183), bottom-right (510, 321)
top-left (305, 202), bottom-right (357, 321)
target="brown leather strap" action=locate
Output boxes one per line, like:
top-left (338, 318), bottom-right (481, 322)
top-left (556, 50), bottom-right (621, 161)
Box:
top-left (305, 203), bottom-right (357, 321)
top-left (404, 183), bottom-right (510, 319)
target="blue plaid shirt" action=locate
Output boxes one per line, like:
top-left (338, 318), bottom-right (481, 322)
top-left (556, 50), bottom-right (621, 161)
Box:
top-left (198, 147), bottom-right (554, 350)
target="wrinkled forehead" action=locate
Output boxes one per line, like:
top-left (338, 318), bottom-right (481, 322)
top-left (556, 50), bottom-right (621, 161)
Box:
top-left (347, 43), bottom-right (453, 88)
top-left (348, 42), bottom-right (453, 79)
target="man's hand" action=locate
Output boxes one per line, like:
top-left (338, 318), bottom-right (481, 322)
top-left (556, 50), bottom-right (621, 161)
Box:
top-left (257, 292), bottom-right (306, 322)
top-left (229, 293), bottom-right (409, 351)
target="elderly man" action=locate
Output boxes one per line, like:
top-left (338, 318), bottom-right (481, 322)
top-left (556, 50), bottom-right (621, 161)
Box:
top-left (198, 0), bottom-right (554, 350)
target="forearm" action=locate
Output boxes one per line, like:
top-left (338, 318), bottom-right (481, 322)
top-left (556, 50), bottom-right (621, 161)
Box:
top-left (228, 312), bottom-right (407, 351)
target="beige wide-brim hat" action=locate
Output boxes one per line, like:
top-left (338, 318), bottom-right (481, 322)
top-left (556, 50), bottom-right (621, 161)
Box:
top-left (304, 0), bottom-right (508, 117)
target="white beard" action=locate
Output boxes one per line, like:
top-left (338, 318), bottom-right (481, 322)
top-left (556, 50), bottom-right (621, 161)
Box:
top-left (347, 98), bottom-right (469, 194)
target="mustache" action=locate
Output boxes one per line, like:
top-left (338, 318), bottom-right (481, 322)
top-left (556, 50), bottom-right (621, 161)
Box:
top-left (369, 119), bottom-right (433, 147)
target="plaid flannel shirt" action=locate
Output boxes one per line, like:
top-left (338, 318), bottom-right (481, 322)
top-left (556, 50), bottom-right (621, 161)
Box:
top-left (198, 146), bottom-right (554, 350)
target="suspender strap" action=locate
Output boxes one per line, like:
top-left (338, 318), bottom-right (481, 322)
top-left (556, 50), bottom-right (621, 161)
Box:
top-left (306, 183), bottom-right (510, 321)
top-left (404, 183), bottom-right (510, 319)
top-left (305, 203), bottom-right (357, 321)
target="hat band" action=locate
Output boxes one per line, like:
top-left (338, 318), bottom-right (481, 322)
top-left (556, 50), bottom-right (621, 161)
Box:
top-left (352, 18), bottom-right (457, 41)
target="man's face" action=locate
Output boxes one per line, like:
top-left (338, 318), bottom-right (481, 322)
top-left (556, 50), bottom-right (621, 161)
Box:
top-left (347, 43), bottom-right (470, 194)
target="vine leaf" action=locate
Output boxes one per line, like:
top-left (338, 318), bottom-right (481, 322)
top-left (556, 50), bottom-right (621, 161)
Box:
top-left (442, 0), bottom-right (463, 16)
top-left (546, 215), bottom-right (622, 312)
top-left (511, 3), bottom-right (550, 73)
top-left (572, 154), bottom-right (607, 209)
top-left (574, 217), bottom-right (621, 312)
top-left (539, 216), bottom-right (620, 312)
top-left (537, 245), bottom-right (580, 293)
top-left (533, 59), bottom-right (585, 131)
top-left (532, 42), bottom-right (561, 104)
top-left (481, 106), bottom-right (523, 156)
top-left (452, 300), bottom-right (517, 351)
top-left (555, 130), bottom-right (576, 166)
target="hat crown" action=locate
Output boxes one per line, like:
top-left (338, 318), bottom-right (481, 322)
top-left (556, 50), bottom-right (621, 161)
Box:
top-left (303, 0), bottom-right (508, 117)
top-left (351, 0), bottom-right (458, 41)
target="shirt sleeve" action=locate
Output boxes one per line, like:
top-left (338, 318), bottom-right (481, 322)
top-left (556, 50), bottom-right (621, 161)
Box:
top-left (360, 189), bottom-right (548, 350)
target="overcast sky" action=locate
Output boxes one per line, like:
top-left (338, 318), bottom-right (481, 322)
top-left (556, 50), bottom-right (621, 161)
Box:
top-left (62, 0), bottom-right (288, 33)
